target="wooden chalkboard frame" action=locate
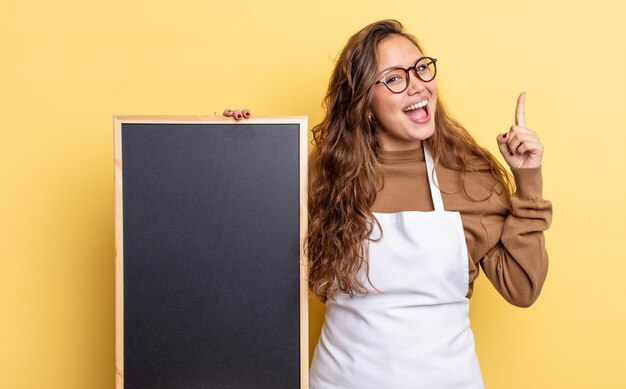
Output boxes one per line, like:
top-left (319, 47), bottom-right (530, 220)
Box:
top-left (114, 115), bottom-right (309, 388)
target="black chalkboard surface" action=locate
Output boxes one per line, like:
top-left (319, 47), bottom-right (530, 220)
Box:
top-left (114, 116), bottom-right (308, 389)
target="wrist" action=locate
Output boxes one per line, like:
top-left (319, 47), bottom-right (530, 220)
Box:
top-left (512, 166), bottom-right (543, 200)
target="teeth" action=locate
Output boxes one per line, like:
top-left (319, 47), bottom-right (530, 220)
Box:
top-left (403, 100), bottom-right (428, 111)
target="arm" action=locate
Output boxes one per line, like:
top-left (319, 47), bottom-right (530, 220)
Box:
top-left (481, 92), bottom-right (552, 307)
top-left (479, 166), bottom-right (552, 307)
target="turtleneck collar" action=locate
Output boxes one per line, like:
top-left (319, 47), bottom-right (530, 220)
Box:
top-left (378, 146), bottom-right (425, 164)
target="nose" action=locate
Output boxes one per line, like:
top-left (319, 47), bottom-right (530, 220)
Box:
top-left (407, 71), bottom-right (426, 94)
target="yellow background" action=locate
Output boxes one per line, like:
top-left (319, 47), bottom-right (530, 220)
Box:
top-left (2, 0), bottom-right (625, 387)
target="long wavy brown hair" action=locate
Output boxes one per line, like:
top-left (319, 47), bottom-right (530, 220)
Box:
top-left (307, 19), bottom-right (513, 302)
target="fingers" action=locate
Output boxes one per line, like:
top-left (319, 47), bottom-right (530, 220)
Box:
top-left (496, 134), bottom-right (512, 158)
top-left (515, 91), bottom-right (526, 127)
top-left (498, 93), bottom-right (544, 168)
top-left (516, 140), bottom-right (543, 156)
top-left (499, 126), bottom-right (542, 156)
top-left (223, 108), bottom-right (251, 120)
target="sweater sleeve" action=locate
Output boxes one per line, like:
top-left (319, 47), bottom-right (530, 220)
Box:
top-left (479, 166), bottom-right (552, 307)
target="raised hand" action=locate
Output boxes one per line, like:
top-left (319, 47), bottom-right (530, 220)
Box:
top-left (496, 92), bottom-right (544, 169)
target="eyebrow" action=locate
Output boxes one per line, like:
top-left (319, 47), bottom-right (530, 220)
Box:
top-left (377, 65), bottom-right (399, 77)
top-left (376, 57), bottom-right (424, 78)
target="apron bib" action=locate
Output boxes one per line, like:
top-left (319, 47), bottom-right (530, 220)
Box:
top-left (309, 147), bottom-right (484, 389)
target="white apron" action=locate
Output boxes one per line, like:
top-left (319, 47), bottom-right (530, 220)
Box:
top-left (309, 147), bottom-right (484, 389)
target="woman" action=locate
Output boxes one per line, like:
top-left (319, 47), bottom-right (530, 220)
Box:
top-left (306, 20), bottom-right (552, 388)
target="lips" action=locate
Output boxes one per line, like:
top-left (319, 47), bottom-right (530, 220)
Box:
top-left (403, 99), bottom-right (430, 124)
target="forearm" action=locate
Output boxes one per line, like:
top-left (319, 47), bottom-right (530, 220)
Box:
top-left (480, 167), bottom-right (552, 307)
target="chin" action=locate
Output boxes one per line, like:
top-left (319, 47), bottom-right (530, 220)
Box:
top-left (407, 123), bottom-right (436, 141)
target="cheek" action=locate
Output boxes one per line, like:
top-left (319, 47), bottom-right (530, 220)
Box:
top-left (426, 83), bottom-right (438, 115)
top-left (368, 100), bottom-right (385, 121)
top-left (372, 104), bottom-right (402, 130)
top-left (370, 93), bottom-right (402, 115)
top-left (370, 91), bottom-right (387, 112)
top-left (427, 81), bottom-right (437, 96)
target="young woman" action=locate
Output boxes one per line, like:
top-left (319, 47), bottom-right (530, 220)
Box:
top-left (306, 20), bottom-right (552, 389)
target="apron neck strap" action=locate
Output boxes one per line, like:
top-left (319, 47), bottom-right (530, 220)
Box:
top-left (423, 146), bottom-right (445, 212)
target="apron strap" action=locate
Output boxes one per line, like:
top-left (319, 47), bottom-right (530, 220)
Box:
top-left (424, 146), bottom-right (445, 212)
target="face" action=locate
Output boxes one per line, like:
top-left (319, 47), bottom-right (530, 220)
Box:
top-left (368, 34), bottom-right (438, 151)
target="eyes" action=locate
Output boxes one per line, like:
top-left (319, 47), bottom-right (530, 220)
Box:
top-left (415, 63), bottom-right (429, 72)
top-left (376, 57), bottom-right (438, 93)
top-left (384, 61), bottom-right (433, 85)
top-left (386, 73), bottom-right (405, 85)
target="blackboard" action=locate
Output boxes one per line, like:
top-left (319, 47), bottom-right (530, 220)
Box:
top-left (114, 116), bottom-right (308, 389)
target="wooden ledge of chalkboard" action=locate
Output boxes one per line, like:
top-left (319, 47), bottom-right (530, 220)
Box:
top-left (113, 115), bottom-right (308, 124)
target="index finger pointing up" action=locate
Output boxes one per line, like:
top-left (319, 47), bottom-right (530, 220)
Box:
top-left (516, 91), bottom-right (526, 127)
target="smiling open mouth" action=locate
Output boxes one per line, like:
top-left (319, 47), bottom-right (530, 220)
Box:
top-left (403, 100), bottom-right (430, 123)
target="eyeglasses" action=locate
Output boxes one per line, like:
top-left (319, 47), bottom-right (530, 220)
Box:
top-left (375, 57), bottom-right (438, 94)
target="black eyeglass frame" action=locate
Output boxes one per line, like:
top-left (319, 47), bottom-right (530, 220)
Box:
top-left (375, 57), bottom-right (438, 94)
